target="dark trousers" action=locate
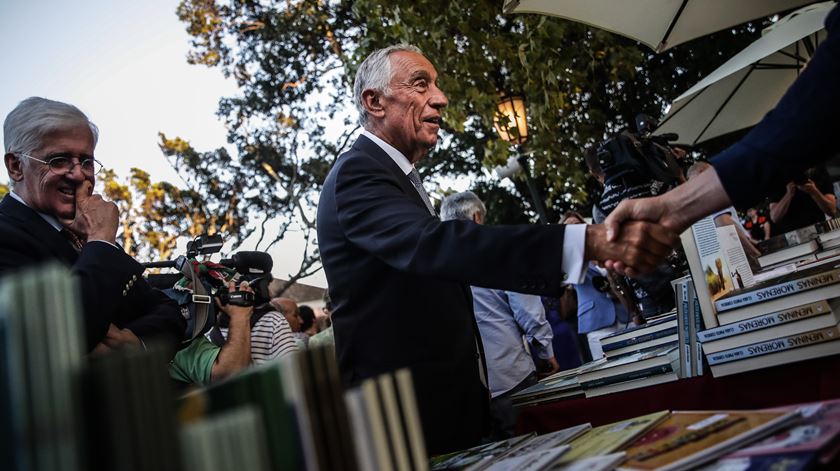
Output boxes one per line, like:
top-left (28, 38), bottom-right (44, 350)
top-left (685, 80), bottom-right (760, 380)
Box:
top-left (486, 372), bottom-right (538, 442)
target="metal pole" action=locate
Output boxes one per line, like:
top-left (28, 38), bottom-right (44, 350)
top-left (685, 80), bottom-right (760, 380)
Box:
top-left (516, 153), bottom-right (550, 224)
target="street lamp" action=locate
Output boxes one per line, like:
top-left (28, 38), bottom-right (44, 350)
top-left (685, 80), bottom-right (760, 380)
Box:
top-left (494, 94), bottom-right (549, 224)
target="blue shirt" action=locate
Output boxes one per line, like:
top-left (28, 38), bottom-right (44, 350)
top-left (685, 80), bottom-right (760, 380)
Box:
top-left (471, 287), bottom-right (554, 397)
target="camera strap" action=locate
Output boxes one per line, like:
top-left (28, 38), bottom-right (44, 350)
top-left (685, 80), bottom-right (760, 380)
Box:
top-left (175, 256), bottom-right (212, 341)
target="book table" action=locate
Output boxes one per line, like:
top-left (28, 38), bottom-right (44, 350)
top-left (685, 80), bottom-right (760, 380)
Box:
top-left (517, 354), bottom-right (840, 434)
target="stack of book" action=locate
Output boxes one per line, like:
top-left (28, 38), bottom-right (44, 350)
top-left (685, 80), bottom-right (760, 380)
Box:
top-left (598, 310), bottom-right (679, 359)
top-left (180, 406), bottom-right (271, 471)
top-left (701, 263), bottom-right (840, 377)
top-left (756, 217), bottom-right (840, 269)
top-left (576, 345), bottom-right (681, 398)
top-left (0, 264), bottom-right (86, 471)
top-left (429, 423), bottom-right (591, 470)
top-left (671, 276), bottom-right (705, 378)
top-left (510, 361), bottom-right (606, 407)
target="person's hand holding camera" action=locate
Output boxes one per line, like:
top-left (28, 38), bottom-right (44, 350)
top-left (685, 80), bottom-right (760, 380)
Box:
top-left (217, 280), bottom-right (254, 321)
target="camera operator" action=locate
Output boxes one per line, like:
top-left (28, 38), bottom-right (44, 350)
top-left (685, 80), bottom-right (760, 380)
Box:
top-left (169, 280), bottom-right (255, 385)
top-left (585, 122), bottom-right (687, 318)
top-left (769, 166), bottom-right (836, 234)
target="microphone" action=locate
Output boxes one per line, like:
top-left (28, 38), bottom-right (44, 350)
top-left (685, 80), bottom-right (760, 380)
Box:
top-left (220, 251), bottom-right (273, 274)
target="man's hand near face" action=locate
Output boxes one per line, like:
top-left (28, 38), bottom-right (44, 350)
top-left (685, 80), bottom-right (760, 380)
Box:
top-left (61, 180), bottom-right (119, 244)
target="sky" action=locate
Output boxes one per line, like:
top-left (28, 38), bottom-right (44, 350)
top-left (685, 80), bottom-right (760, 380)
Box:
top-left (1, 0), bottom-right (329, 287)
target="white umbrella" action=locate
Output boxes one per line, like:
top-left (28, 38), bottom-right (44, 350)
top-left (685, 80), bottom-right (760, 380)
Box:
top-left (503, 0), bottom-right (817, 52)
top-left (655, 1), bottom-right (833, 146)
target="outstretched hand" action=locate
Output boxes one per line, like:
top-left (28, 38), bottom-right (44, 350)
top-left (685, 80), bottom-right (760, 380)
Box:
top-left (61, 180), bottom-right (119, 244)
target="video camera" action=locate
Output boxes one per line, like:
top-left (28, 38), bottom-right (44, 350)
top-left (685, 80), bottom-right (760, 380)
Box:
top-left (596, 113), bottom-right (681, 187)
top-left (144, 234), bottom-right (274, 308)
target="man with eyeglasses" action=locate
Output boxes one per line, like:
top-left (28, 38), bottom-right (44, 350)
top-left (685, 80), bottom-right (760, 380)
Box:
top-left (1, 97), bottom-right (185, 355)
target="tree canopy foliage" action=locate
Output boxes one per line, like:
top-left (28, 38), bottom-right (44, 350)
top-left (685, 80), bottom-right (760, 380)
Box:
top-left (170, 0), bottom-right (767, 271)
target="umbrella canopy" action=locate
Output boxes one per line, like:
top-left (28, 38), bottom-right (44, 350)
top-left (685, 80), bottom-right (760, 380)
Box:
top-left (503, 0), bottom-right (817, 52)
top-left (655, 1), bottom-right (833, 146)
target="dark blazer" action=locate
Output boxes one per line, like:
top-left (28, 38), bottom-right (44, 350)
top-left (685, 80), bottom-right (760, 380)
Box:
top-left (317, 135), bottom-right (569, 454)
top-left (0, 195), bottom-right (185, 353)
top-left (712, 4), bottom-right (840, 208)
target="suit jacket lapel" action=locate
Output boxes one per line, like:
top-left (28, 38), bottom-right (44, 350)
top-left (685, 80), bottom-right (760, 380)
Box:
top-left (352, 135), bottom-right (432, 213)
top-left (0, 195), bottom-right (79, 264)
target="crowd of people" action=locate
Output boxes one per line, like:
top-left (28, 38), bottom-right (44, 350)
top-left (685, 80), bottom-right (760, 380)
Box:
top-left (2, 2), bottom-right (839, 459)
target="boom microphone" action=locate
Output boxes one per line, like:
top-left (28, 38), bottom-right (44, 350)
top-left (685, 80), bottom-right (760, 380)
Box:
top-left (220, 251), bottom-right (273, 274)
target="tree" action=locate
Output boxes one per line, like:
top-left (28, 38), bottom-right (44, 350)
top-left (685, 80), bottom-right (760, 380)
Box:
top-left (171, 0), bottom-right (767, 275)
top-left (98, 165), bottom-right (246, 263)
top-left (0, 183), bottom-right (8, 199)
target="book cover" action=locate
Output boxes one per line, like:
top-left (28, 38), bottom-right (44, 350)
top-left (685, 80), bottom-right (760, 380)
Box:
top-left (730, 399), bottom-right (840, 458)
top-left (580, 364), bottom-right (674, 390)
top-left (619, 410), bottom-right (800, 471)
top-left (700, 452), bottom-right (814, 471)
top-left (583, 371), bottom-right (680, 398)
top-left (688, 279), bottom-right (705, 376)
top-left (706, 321), bottom-right (840, 365)
top-left (558, 410), bottom-right (670, 464)
top-left (604, 337), bottom-right (678, 359)
top-left (506, 424), bottom-right (592, 458)
top-left (482, 446), bottom-right (570, 471)
top-left (714, 264), bottom-right (840, 314)
top-left (601, 327), bottom-right (679, 353)
top-left (578, 345), bottom-right (680, 384)
top-left (600, 313), bottom-right (678, 347)
top-left (429, 433), bottom-right (535, 471)
top-left (758, 240), bottom-right (820, 268)
top-left (555, 452), bottom-right (626, 471)
top-left (681, 229), bottom-right (719, 329)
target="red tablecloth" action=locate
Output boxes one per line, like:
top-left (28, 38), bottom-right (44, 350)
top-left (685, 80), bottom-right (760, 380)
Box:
top-left (517, 354), bottom-right (840, 434)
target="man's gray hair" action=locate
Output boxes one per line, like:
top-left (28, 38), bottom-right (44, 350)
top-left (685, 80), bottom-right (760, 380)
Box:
top-left (4, 97), bottom-right (99, 156)
top-left (441, 191), bottom-right (486, 222)
top-left (353, 44), bottom-right (423, 127)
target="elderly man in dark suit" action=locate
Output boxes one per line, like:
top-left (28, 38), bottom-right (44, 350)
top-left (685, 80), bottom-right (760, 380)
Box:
top-left (606, 4), bottom-right (840, 266)
top-left (317, 45), bottom-right (675, 454)
top-left (1, 97), bottom-right (185, 354)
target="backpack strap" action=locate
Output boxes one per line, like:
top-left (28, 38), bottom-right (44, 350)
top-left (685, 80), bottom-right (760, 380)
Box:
top-left (175, 256), bottom-right (212, 342)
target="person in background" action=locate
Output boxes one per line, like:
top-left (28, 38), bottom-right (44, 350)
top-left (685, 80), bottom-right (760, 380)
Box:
top-left (299, 305), bottom-right (320, 337)
top-left (563, 212), bottom-right (635, 360)
top-left (743, 206), bottom-right (771, 242)
top-left (309, 296), bottom-right (334, 348)
top-left (440, 191), bottom-right (559, 440)
top-left (769, 166), bottom-right (836, 234)
top-left (271, 297), bottom-right (308, 348)
top-left (0, 96), bottom-right (184, 355)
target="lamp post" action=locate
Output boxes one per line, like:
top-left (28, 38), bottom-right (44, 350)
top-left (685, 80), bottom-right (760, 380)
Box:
top-left (494, 94), bottom-right (549, 224)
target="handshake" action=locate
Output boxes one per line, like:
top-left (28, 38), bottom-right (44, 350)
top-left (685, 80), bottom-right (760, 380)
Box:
top-left (585, 191), bottom-right (699, 278)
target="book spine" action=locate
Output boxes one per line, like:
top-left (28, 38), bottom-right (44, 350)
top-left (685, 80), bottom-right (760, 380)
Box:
top-left (714, 269), bottom-right (840, 312)
top-left (579, 364), bottom-right (672, 389)
top-left (681, 280), bottom-right (691, 377)
top-left (692, 285), bottom-right (704, 376)
top-left (698, 300), bottom-right (831, 342)
top-left (706, 325), bottom-right (840, 365)
top-left (600, 327), bottom-right (679, 352)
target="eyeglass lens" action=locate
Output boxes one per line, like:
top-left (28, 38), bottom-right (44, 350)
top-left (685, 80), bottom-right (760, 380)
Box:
top-left (48, 156), bottom-right (100, 175)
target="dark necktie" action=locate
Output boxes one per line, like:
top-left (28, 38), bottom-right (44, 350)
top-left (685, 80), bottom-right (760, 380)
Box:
top-left (407, 168), bottom-right (436, 216)
top-left (60, 228), bottom-right (85, 253)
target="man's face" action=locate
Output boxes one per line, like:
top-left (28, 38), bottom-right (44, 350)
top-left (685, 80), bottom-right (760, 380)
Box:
top-left (376, 51), bottom-right (448, 163)
top-left (8, 126), bottom-right (95, 221)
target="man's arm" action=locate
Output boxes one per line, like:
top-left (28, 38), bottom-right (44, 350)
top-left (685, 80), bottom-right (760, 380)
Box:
top-left (334, 155), bottom-right (675, 293)
top-left (799, 180), bottom-right (838, 217)
top-left (507, 292), bottom-right (559, 377)
top-left (209, 281), bottom-right (253, 382)
top-left (769, 182), bottom-right (796, 223)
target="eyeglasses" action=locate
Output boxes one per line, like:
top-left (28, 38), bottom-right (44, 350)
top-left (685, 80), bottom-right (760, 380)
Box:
top-left (16, 153), bottom-right (103, 176)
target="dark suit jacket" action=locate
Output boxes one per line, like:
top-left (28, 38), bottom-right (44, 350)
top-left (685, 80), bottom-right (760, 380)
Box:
top-left (0, 195), bottom-right (185, 353)
top-left (317, 135), bottom-right (569, 454)
top-left (712, 4), bottom-right (840, 208)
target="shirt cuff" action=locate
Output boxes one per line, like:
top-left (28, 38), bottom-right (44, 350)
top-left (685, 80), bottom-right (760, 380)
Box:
top-left (536, 342), bottom-right (555, 360)
top-left (561, 224), bottom-right (587, 285)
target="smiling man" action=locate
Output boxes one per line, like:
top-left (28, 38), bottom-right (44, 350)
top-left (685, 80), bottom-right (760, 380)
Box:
top-left (1, 97), bottom-right (185, 355)
top-left (317, 45), bottom-right (676, 454)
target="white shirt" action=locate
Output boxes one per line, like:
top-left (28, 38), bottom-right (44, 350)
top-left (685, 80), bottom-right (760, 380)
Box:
top-left (360, 130), bottom-right (586, 284)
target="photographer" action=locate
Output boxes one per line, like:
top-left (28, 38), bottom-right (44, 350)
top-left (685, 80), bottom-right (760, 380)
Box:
top-left (769, 166), bottom-right (836, 234)
top-left (169, 280), bottom-right (254, 385)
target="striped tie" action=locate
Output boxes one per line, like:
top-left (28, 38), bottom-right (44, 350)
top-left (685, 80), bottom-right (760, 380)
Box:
top-left (407, 168), bottom-right (436, 216)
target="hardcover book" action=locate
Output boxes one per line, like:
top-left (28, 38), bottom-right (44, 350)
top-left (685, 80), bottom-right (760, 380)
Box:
top-left (558, 410), bottom-right (670, 464)
top-left (714, 263), bottom-right (840, 314)
top-left (758, 240), bottom-right (820, 268)
top-left (705, 321), bottom-right (840, 365)
top-left (701, 299), bottom-right (840, 355)
top-left (709, 335), bottom-right (840, 378)
top-left (618, 410), bottom-right (800, 471)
